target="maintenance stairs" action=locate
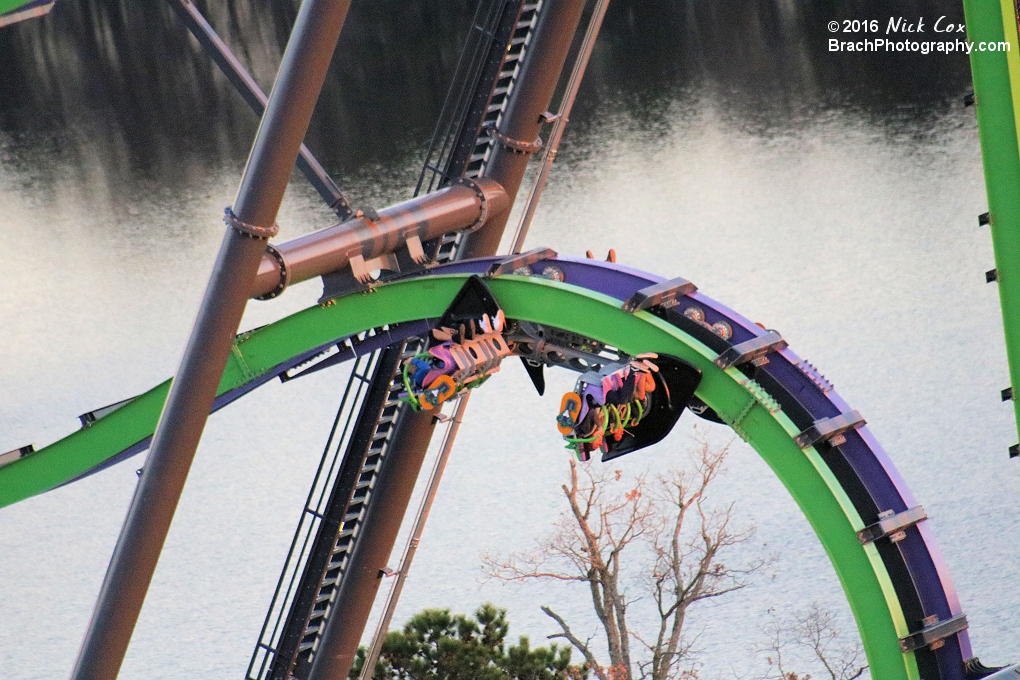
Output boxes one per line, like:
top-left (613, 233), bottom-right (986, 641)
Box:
top-left (422, 0), bottom-right (540, 263)
top-left (246, 339), bottom-right (423, 680)
top-left (245, 1), bottom-right (541, 678)
top-left (418, 0), bottom-right (539, 191)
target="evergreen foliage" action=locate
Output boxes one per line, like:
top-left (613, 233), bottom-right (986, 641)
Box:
top-left (349, 604), bottom-right (585, 680)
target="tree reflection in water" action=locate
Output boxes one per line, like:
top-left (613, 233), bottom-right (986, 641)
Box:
top-left (0, 0), bottom-right (972, 192)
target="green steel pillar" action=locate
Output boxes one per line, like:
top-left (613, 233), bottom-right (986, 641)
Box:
top-left (963, 0), bottom-right (1020, 454)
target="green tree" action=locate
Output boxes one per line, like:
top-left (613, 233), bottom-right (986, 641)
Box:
top-left (350, 604), bottom-right (586, 680)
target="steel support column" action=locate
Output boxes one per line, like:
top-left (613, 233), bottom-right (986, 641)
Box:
top-left (306, 410), bottom-right (436, 680)
top-left (69, 1), bottom-right (353, 678)
top-left (358, 395), bottom-right (470, 680)
top-left (305, 2), bottom-right (592, 679)
top-left (462, 0), bottom-right (592, 258)
top-left (962, 0), bottom-right (1020, 453)
top-left (167, 0), bottom-right (353, 220)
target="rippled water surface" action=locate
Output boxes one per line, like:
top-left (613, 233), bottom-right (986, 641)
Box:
top-left (1, 1), bottom-right (1018, 678)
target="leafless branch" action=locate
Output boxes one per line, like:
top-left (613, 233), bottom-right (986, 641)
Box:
top-left (752, 603), bottom-right (868, 680)
top-left (485, 430), bottom-right (765, 680)
top-left (543, 605), bottom-right (607, 680)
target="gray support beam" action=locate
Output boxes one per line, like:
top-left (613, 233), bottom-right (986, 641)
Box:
top-left (622, 277), bottom-right (698, 313)
top-left (305, 4), bottom-right (593, 678)
top-left (306, 410), bottom-right (437, 680)
top-left (794, 410), bottom-right (866, 449)
top-left (167, 0), bottom-right (353, 219)
top-left (857, 506), bottom-right (928, 545)
top-left (714, 330), bottom-right (788, 370)
top-left (462, 0), bottom-right (593, 258)
top-left (509, 0), bottom-right (612, 253)
top-left (485, 246), bottom-right (558, 277)
top-left (898, 614), bottom-right (969, 653)
top-left (358, 396), bottom-right (470, 680)
top-left (69, 1), bottom-right (353, 678)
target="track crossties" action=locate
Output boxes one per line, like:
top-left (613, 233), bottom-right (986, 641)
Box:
top-left (0, 256), bottom-right (974, 680)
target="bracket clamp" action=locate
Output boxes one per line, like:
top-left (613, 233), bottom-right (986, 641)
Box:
top-left (223, 206), bottom-right (279, 239)
top-left (454, 177), bottom-right (491, 232)
top-left (405, 234), bottom-right (427, 264)
top-left (858, 506), bottom-right (927, 544)
top-left (255, 244), bottom-right (292, 300)
top-left (794, 410), bottom-right (865, 448)
top-left (899, 614), bottom-right (968, 653)
top-left (623, 277), bottom-right (697, 313)
top-left (486, 247), bottom-right (558, 277)
top-left (487, 125), bottom-right (543, 154)
top-left (78, 397), bottom-right (135, 428)
top-left (349, 252), bottom-right (400, 284)
top-left (714, 331), bottom-right (788, 369)
top-left (0, 444), bottom-right (34, 469)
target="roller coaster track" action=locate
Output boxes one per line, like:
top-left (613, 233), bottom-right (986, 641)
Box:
top-left (0, 254), bottom-right (980, 680)
top-left (965, 0), bottom-right (1020, 458)
top-left (3, 0), bottom-right (1017, 677)
top-left (236, 3), bottom-right (547, 676)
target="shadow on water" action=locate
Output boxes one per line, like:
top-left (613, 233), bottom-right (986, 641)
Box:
top-left (0, 0), bottom-right (972, 190)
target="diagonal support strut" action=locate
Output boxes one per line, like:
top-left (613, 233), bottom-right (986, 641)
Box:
top-left (167, 0), bottom-right (353, 220)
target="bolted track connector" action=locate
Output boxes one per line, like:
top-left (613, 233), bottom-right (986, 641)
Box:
top-left (986, 269), bottom-right (999, 283)
top-left (964, 92), bottom-right (975, 106)
top-left (979, 212), bottom-right (991, 226)
top-left (1003, 387), bottom-right (1013, 402)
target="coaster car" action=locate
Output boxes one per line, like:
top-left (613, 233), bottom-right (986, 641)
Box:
top-left (403, 311), bottom-right (512, 410)
top-left (556, 353), bottom-right (702, 462)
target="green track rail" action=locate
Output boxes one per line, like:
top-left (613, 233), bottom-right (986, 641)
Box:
top-left (966, 0), bottom-right (1020, 445)
top-left (0, 0), bottom-right (51, 18)
top-left (0, 274), bottom-right (917, 678)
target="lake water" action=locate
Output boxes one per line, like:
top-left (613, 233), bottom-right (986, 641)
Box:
top-left (1, 1), bottom-right (1018, 678)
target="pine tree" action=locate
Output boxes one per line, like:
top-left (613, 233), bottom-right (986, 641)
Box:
top-left (350, 604), bottom-right (585, 680)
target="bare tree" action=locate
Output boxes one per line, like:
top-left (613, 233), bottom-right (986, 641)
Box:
top-left (753, 603), bottom-right (868, 680)
top-left (483, 436), bottom-right (767, 680)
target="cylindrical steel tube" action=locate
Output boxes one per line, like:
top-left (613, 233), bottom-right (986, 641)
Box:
top-left (69, 1), bottom-right (354, 678)
top-left (250, 178), bottom-right (509, 298)
top-left (358, 395), bottom-right (470, 680)
top-left (511, 0), bottom-right (612, 254)
top-left (70, 232), bottom-right (269, 680)
top-left (462, 0), bottom-right (592, 258)
top-left (303, 4), bottom-right (591, 680)
top-left (307, 410), bottom-right (437, 680)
